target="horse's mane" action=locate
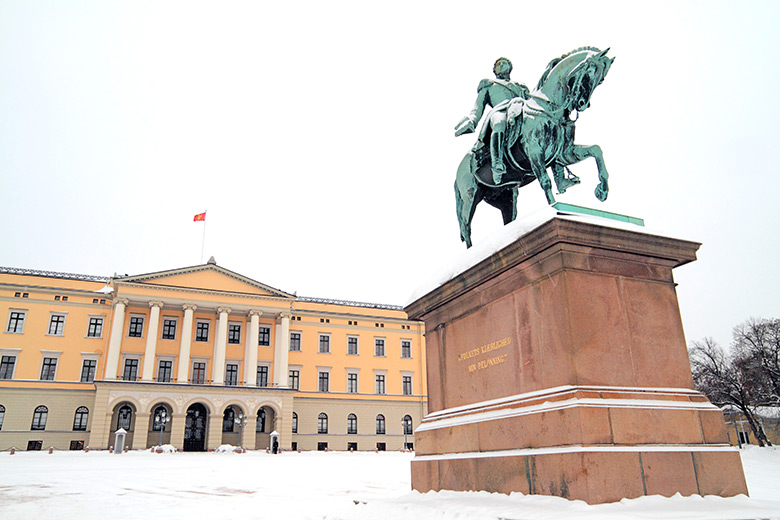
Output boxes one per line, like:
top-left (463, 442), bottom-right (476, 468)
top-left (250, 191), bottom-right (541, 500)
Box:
top-left (535, 46), bottom-right (602, 90)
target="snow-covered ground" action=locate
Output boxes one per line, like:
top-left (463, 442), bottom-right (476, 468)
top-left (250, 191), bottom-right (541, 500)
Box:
top-left (1, 446), bottom-right (779, 519)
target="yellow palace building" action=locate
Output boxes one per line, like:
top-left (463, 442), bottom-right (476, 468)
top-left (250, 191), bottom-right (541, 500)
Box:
top-left (0, 260), bottom-right (427, 452)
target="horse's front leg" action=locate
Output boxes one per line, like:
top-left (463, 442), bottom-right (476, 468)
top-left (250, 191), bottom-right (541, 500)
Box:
top-left (528, 151), bottom-right (555, 205)
top-left (561, 144), bottom-right (609, 201)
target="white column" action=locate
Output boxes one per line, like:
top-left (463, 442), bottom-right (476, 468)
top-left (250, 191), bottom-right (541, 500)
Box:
top-left (176, 304), bottom-right (196, 383)
top-left (142, 301), bottom-right (163, 381)
top-left (212, 307), bottom-right (231, 385)
top-left (105, 298), bottom-right (129, 380)
top-left (244, 310), bottom-right (262, 385)
top-left (273, 312), bottom-right (291, 387)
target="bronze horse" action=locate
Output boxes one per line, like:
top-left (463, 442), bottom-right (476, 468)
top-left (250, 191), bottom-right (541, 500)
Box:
top-left (455, 47), bottom-right (615, 247)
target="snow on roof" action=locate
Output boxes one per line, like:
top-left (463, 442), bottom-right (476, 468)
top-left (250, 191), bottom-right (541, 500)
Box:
top-left (0, 266), bottom-right (110, 283)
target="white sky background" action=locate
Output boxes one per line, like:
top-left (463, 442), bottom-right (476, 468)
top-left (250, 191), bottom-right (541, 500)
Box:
top-left (1, 0), bottom-right (778, 349)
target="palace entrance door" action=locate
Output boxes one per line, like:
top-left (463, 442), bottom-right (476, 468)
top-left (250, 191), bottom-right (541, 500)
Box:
top-left (183, 403), bottom-right (207, 452)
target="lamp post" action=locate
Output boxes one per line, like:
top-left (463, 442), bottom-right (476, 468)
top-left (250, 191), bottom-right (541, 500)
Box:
top-left (401, 419), bottom-right (408, 451)
top-left (155, 409), bottom-right (170, 447)
top-left (234, 412), bottom-right (248, 450)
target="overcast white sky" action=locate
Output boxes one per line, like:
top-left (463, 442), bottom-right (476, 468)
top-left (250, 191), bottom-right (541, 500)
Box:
top-left (1, 1), bottom-right (778, 349)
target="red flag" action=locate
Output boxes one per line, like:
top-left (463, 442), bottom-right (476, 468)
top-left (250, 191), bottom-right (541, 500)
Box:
top-left (193, 212), bottom-right (206, 222)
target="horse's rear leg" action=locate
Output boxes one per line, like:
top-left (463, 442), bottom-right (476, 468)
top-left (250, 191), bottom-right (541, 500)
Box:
top-left (455, 181), bottom-right (481, 248)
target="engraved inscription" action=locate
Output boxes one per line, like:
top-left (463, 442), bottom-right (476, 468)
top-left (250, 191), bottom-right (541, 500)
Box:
top-left (457, 337), bottom-right (512, 372)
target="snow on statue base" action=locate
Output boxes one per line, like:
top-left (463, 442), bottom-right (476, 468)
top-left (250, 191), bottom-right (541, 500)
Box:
top-left (405, 213), bottom-right (748, 504)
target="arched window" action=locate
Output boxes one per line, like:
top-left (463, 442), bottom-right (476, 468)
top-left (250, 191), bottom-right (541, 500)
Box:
top-left (223, 406), bottom-right (236, 432)
top-left (317, 412), bottom-right (328, 434)
top-left (117, 405), bottom-right (132, 430)
top-left (256, 408), bottom-right (266, 433)
top-left (152, 405), bottom-right (168, 432)
top-left (347, 413), bottom-right (357, 434)
top-left (32, 405), bottom-right (48, 430)
top-left (73, 406), bottom-right (89, 431)
top-left (0, 404), bottom-right (5, 431)
top-left (403, 415), bottom-right (413, 435)
top-left (292, 412), bottom-right (298, 434)
top-left (376, 414), bottom-right (385, 434)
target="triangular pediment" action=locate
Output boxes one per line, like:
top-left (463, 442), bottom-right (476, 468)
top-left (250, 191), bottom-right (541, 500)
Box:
top-left (117, 264), bottom-right (294, 299)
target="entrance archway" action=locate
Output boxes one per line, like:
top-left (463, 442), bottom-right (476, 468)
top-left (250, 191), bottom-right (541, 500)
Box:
top-left (255, 406), bottom-right (276, 449)
top-left (109, 402), bottom-right (137, 449)
top-left (184, 403), bottom-right (208, 452)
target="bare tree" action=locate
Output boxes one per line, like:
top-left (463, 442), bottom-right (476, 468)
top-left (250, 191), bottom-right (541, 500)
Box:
top-left (732, 318), bottom-right (780, 404)
top-left (689, 337), bottom-right (772, 447)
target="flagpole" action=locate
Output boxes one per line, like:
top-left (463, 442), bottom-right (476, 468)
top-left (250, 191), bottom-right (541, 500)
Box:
top-left (200, 211), bottom-right (207, 264)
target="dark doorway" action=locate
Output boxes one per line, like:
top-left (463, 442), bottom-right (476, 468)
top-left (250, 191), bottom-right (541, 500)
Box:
top-left (184, 403), bottom-right (208, 452)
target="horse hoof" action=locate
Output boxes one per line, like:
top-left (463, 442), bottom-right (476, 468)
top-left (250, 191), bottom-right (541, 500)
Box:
top-left (595, 185), bottom-right (608, 201)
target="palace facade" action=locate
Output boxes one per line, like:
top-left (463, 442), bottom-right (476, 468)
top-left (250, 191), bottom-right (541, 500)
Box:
top-left (0, 260), bottom-right (427, 452)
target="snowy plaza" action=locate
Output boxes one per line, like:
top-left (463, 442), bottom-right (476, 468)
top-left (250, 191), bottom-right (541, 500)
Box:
top-left (1, 447), bottom-right (779, 519)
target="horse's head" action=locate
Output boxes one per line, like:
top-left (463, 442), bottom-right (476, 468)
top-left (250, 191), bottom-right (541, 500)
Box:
top-left (568, 49), bottom-right (614, 113)
top-left (536, 47), bottom-right (614, 114)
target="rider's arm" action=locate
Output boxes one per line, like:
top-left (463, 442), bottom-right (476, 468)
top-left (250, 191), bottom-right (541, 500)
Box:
top-left (455, 80), bottom-right (491, 136)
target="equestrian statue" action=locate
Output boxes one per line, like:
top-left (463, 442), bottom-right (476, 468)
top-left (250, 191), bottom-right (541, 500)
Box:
top-left (454, 47), bottom-right (615, 247)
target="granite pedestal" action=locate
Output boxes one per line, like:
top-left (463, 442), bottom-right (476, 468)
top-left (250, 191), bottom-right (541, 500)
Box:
top-left (405, 215), bottom-right (747, 504)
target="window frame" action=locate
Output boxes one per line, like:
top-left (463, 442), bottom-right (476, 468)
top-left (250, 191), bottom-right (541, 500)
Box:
top-left (73, 406), bottom-right (89, 431)
top-left (225, 362), bottom-right (239, 386)
top-left (318, 333), bottom-right (331, 354)
top-left (318, 369), bottom-right (330, 393)
top-left (191, 360), bottom-right (207, 384)
top-left (39, 352), bottom-right (62, 381)
top-left (375, 373), bottom-right (386, 395)
top-left (374, 337), bottom-right (386, 357)
top-left (86, 315), bottom-right (104, 338)
top-left (161, 317), bottom-right (178, 341)
top-left (256, 364), bottom-right (269, 387)
top-left (227, 322), bottom-right (242, 345)
top-left (31, 405), bottom-right (48, 430)
top-left (347, 413), bottom-right (357, 435)
top-left (288, 368), bottom-right (300, 390)
top-left (347, 371), bottom-right (359, 394)
top-left (289, 331), bottom-right (302, 352)
top-left (0, 351), bottom-right (19, 380)
top-left (292, 411), bottom-right (298, 434)
top-left (47, 313), bottom-right (67, 336)
top-left (402, 374), bottom-right (413, 396)
top-left (376, 414), bottom-right (386, 435)
top-left (127, 314), bottom-right (145, 338)
top-left (195, 320), bottom-right (210, 343)
top-left (80, 356), bottom-right (99, 383)
top-left (258, 326), bottom-right (271, 346)
top-left (157, 359), bottom-right (173, 383)
top-left (401, 339), bottom-right (412, 359)
top-left (347, 335), bottom-right (359, 356)
top-left (5, 309), bottom-right (27, 334)
top-left (121, 356), bottom-right (140, 382)
top-left (317, 412), bottom-right (328, 434)
top-left (403, 415), bottom-right (413, 435)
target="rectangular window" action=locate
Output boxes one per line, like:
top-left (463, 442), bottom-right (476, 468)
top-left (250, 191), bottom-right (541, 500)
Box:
top-left (317, 442), bottom-right (328, 451)
top-left (347, 336), bottom-right (358, 355)
top-left (401, 340), bottom-right (412, 358)
top-left (258, 326), bottom-right (271, 346)
top-left (128, 316), bottom-right (144, 337)
top-left (318, 371), bottom-right (329, 392)
top-left (157, 360), bottom-right (173, 382)
top-left (375, 374), bottom-right (386, 394)
top-left (122, 359), bottom-right (139, 381)
top-left (376, 442), bottom-right (386, 451)
top-left (403, 375), bottom-right (413, 395)
top-left (6, 311), bottom-right (26, 333)
top-left (225, 363), bottom-right (238, 386)
top-left (289, 332), bottom-right (301, 351)
top-left (87, 317), bottom-right (103, 338)
top-left (192, 362), bottom-right (206, 384)
top-left (375, 338), bottom-right (385, 357)
top-left (257, 365), bottom-right (269, 387)
top-left (27, 440), bottom-right (43, 451)
top-left (80, 359), bottom-right (97, 383)
top-left (0, 355), bottom-right (17, 380)
top-left (288, 369), bottom-right (300, 390)
top-left (70, 440), bottom-right (85, 451)
top-left (228, 324), bottom-right (241, 344)
top-left (195, 321), bottom-right (210, 342)
top-left (319, 334), bottom-right (330, 353)
top-left (347, 373), bottom-right (358, 393)
top-left (48, 314), bottom-right (66, 336)
top-left (161, 319), bottom-right (177, 340)
top-left (40, 357), bottom-right (58, 380)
